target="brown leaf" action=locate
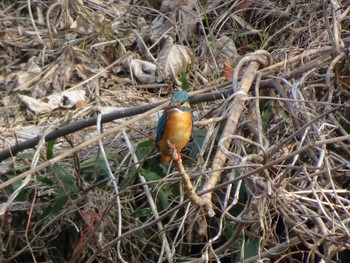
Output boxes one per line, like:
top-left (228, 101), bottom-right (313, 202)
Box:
top-left (224, 68), bottom-right (234, 81)
top-left (235, 0), bottom-right (253, 17)
top-left (157, 37), bottom-right (193, 84)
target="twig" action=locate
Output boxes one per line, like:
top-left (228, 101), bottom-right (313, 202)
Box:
top-left (258, 47), bottom-right (333, 76)
top-left (167, 140), bottom-right (205, 206)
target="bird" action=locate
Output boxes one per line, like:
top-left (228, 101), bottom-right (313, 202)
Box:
top-left (156, 91), bottom-right (193, 164)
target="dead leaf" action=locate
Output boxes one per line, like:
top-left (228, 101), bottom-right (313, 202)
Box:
top-left (156, 37), bottom-right (193, 84)
top-left (75, 100), bottom-right (87, 109)
top-left (0, 162), bottom-right (15, 175)
top-left (19, 89), bottom-right (86, 114)
top-left (52, 61), bottom-right (74, 92)
top-left (223, 65), bottom-right (246, 81)
top-left (213, 36), bottom-right (238, 63)
top-left (2, 58), bottom-right (43, 92)
top-left (232, 14), bottom-right (261, 34)
top-left (224, 68), bottom-right (234, 81)
top-left (149, 16), bottom-right (173, 44)
top-left (177, 7), bottom-right (197, 42)
top-left (58, 89), bottom-right (86, 108)
top-left (70, 15), bottom-right (94, 35)
top-left (130, 59), bottom-right (157, 84)
top-left (235, 0), bottom-right (253, 17)
top-left (160, 0), bottom-right (183, 12)
top-left (76, 64), bottom-right (100, 79)
top-left (19, 95), bottom-right (56, 114)
top-left (157, 1), bottom-right (197, 43)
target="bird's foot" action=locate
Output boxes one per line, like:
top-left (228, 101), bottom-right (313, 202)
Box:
top-left (166, 140), bottom-right (181, 162)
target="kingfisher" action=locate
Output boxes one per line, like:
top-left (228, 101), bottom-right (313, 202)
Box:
top-left (156, 91), bottom-right (193, 164)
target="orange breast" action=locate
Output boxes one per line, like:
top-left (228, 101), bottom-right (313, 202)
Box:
top-left (159, 109), bottom-right (192, 164)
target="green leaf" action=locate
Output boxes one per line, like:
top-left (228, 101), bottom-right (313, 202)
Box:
top-left (46, 139), bottom-right (56, 160)
top-left (139, 168), bottom-right (163, 183)
top-left (139, 169), bottom-right (170, 210)
top-left (52, 164), bottom-right (78, 193)
top-left (37, 176), bottom-right (54, 186)
top-left (136, 140), bottom-right (154, 160)
top-left (244, 237), bottom-right (260, 259)
top-left (2, 173), bottom-right (26, 200)
top-left (80, 156), bottom-right (106, 170)
top-left (156, 187), bottom-right (170, 210)
top-left (80, 156), bottom-right (118, 182)
top-left (46, 120), bottom-right (71, 159)
top-left (132, 207), bottom-right (152, 219)
top-left (18, 151), bottom-right (35, 160)
top-left (138, 139), bottom-right (154, 148)
top-left (261, 101), bottom-right (273, 130)
top-left (223, 221), bottom-right (235, 238)
top-left (179, 67), bottom-right (190, 91)
top-left (276, 107), bottom-right (291, 122)
top-left (188, 129), bottom-right (207, 164)
top-left (40, 192), bottom-right (68, 220)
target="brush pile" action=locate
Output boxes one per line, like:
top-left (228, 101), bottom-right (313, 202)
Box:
top-left (1, 1), bottom-right (350, 262)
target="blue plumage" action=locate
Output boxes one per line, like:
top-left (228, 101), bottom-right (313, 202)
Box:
top-left (156, 112), bottom-right (167, 142)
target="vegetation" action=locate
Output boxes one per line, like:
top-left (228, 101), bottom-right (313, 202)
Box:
top-left (1, 0), bottom-right (350, 262)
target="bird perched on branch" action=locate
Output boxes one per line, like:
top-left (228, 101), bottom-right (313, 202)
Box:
top-left (156, 91), bottom-right (193, 164)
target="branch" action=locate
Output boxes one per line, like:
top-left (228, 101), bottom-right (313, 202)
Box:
top-left (202, 51), bottom-right (271, 217)
top-left (167, 140), bottom-right (205, 206)
top-left (0, 89), bottom-right (232, 162)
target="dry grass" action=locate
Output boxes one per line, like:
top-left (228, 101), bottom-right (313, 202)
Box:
top-left (1, 0), bottom-right (350, 262)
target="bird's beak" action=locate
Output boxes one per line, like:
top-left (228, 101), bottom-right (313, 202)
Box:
top-left (164, 102), bottom-right (181, 111)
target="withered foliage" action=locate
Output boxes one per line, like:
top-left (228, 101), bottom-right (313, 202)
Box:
top-left (1, 1), bottom-right (350, 262)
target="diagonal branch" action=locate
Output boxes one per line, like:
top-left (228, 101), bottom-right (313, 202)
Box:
top-left (202, 51), bottom-right (271, 217)
top-left (0, 89), bottom-right (232, 162)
